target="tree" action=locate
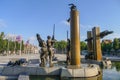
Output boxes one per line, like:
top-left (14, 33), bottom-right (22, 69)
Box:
top-left (106, 43), bottom-right (112, 52)
top-left (21, 40), bottom-right (24, 51)
top-left (101, 42), bottom-right (106, 51)
top-left (80, 41), bottom-right (87, 51)
top-left (113, 38), bottom-right (119, 51)
top-left (0, 32), bottom-right (5, 53)
top-left (0, 32), bottom-right (4, 39)
top-left (54, 41), bottom-right (59, 49)
top-left (54, 40), bottom-right (67, 53)
top-left (101, 42), bottom-right (112, 52)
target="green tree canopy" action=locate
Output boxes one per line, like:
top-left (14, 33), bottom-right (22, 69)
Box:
top-left (113, 38), bottom-right (119, 51)
top-left (54, 40), bottom-right (67, 50)
top-left (80, 41), bottom-right (87, 51)
top-left (101, 42), bottom-right (112, 52)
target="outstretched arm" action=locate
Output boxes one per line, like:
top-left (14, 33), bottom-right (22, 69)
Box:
top-left (36, 33), bottom-right (43, 47)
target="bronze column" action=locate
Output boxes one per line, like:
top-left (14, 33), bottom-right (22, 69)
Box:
top-left (87, 31), bottom-right (93, 53)
top-left (70, 7), bottom-right (80, 66)
top-left (92, 27), bottom-right (102, 61)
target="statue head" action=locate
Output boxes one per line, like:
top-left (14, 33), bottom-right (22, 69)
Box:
top-left (36, 33), bottom-right (39, 37)
top-left (69, 3), bottom-right (77, 11)
top-left (47, 36), bottom-right (51, 39)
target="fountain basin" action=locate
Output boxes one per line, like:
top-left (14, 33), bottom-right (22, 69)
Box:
top-left (1, 64), bottom-right (100, 78)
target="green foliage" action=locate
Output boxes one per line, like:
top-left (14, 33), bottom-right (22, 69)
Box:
top-left (54, 40), bottom-right (87, 52)
top-left (54, 40), bottom-right (67, 50)
top-left (54, 40), bottom-right (67, 53)
top-left (113, 38), bottom-right (119, 51)
top-left (113, 62), bottom-right (120, 72)
top-left (0, 32), bottom-right (5, 52)
top-left (101, 42), bottom-right (112, 52)
top-left (0, 32), bottom-right (4, 39)
top-left (0, 32), bottom-right (24, 54)
top-left (54, 41), bottom-right (59, 49)
top-left (101, 38), bottom-right (120, 53)
top-left (80, 41), bottom-right (87, 50)
top-left (21, 40), bottom-right (24, 51)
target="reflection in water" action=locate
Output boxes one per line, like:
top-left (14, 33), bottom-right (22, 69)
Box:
top-left (103, 62), bottom-right (120, 80)
top-left (112, 62), bottom-right (120, 71)
top-left (30, 62), bottom-right (120, 80)
top-left (30, 75), bottom-right (102, 80)
top-left (30, 76), bottom-right (60, 80)
top-left (30, 73), bottom-right (102, 80)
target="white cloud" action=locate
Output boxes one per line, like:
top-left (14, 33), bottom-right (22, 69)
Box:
top-left (0, 19), bottom-right (7, 28)
top-left (80, 24), bottom-right (101, 30)
top-left (61, 20), bottom-right (70, 26)
top-left (4, 33), bottom-right (17, 41)
top-left (29, 36), bottom-right (36, 41)
top-left (26, 36), bottom-right (37, 45)
top-left (80, 24), bottom-right (93, 41)
top-left (80, 35), bottom-right (86, 41)
top-left (80, 24), bottom-right (101, 41)
top-left (80, 24), bottom-right (92, 29)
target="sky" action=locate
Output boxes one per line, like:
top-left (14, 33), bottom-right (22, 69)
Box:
top-left (0, 0), bottom-right (120, 45)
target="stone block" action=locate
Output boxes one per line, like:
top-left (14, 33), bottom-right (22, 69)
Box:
top-left (18, 75), bottom-right (29, 80)
top-left (36, 67), bottom-right (48, 75)
top-left (73, 68), bottom-right (84, 77)
top-left (2, 66), bottom-right (14, 76)
top-left (61, 66), bottom-right (99, 78)
top-left (25, 67), bottom-right (37, 75)
top-left (61, 68), bottom-right (73, 77)
top-left (13, 66), bottom-right (27, 75)
top-left (48, 67), bottom-right (60, 75)
top-left (0, 76), bottom-right (17, 80)
top-left (84, 67), bottom-right (98, 77)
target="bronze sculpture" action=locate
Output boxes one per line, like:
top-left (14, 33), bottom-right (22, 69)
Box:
top-left (46, 35), bottom-right (55, 67)
top-left (66, 39), bottom-right (71, 65)
top-left (36, 34), bottom-right (48, 67)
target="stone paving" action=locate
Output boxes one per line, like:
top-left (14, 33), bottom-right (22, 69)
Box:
top-left (0, 53), bottom-right (66, 71)
top-left (0, 53), bottom-right (67, 79)
top-left (0, 53), bottom-right (119, 77)
top-left (0, 53), bottom-right (66, 63)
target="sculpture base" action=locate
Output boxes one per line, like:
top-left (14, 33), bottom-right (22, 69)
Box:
top-left (66, 65), bottom-right (81, 69)
top-left (1, 64), bottom-right (101, 78)
top-left (61, 64), bottom-right (100, 77)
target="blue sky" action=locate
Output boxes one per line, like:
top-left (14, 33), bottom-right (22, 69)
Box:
top-left (0, 0), bottom-right (120, 45)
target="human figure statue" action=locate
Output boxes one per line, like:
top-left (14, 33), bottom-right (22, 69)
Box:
top-left (46, 35), bottom-right (55, 67)
top-left (40, 40), bottom-right (48, 67)
top-left (66, 39), bottom-right (71, 65)
top-left (67, 4), bottom-right (77, 23)
top-left (69, 3), bottom-right (77, 11)
top-left (36, 34), bottom-right (48, 67)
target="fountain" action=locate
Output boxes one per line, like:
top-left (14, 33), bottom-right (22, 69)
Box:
top-left (0, 4), bottom-right (101, 80)
top-left (61, 4), bottom-right (100, 78)
top-left (84, 27), bottom-right (113, 66)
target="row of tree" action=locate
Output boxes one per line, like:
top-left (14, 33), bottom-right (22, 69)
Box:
top-left (54, 40), bottom-right (87, 53)
top-left (1, 32), bottom-right (120, 55)
top-left (54, 38), bottom-right (120, 54)
top-left (101, 38), bottom-right (120, 52)
top-left (0, 32), bottom-right (24, 55)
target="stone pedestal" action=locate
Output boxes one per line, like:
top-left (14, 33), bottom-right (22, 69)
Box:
top-left (18, 75), bottom-right (29, 80)
top-left (61, 64), bottom-right (100, 77)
